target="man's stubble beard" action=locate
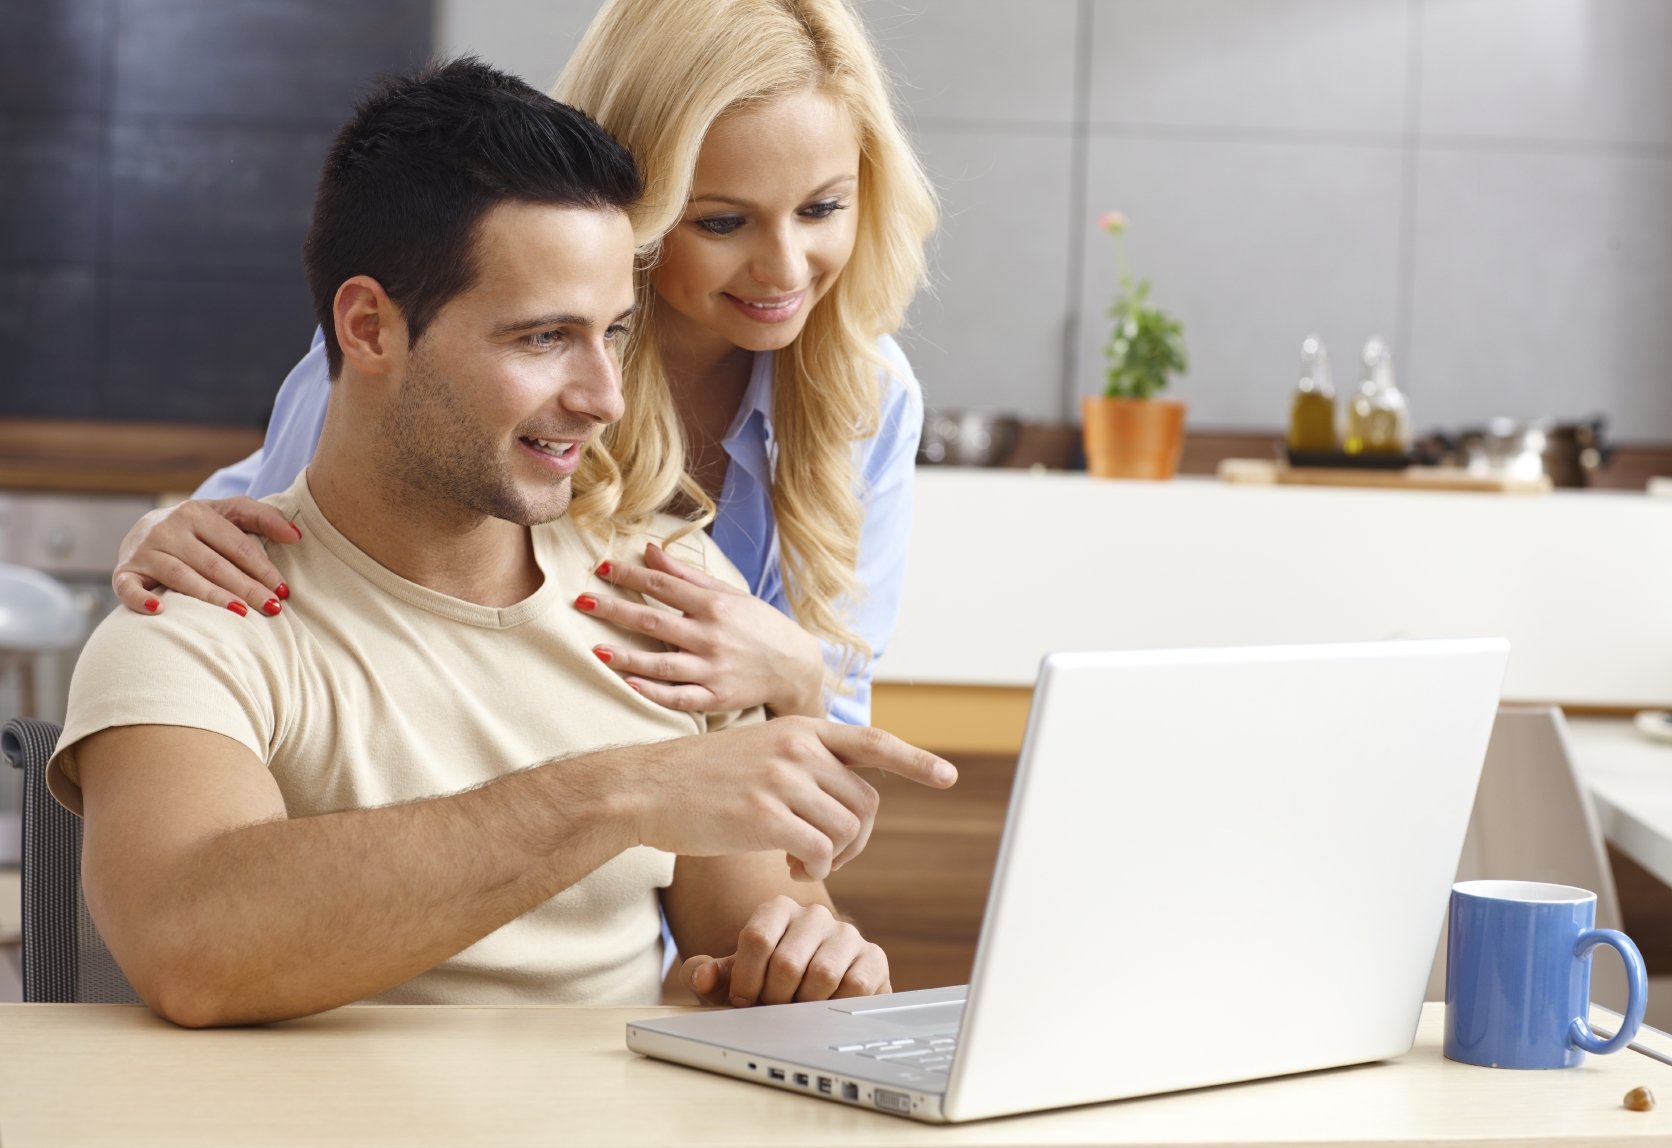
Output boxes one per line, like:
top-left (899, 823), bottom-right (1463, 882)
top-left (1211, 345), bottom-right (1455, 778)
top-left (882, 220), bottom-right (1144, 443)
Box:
top-left (374, 344), bottom-right (574, 528)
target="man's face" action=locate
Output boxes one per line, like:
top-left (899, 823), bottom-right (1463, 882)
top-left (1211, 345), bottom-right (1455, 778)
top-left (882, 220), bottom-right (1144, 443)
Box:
top-left (375, 201), bottom-right (636, 526)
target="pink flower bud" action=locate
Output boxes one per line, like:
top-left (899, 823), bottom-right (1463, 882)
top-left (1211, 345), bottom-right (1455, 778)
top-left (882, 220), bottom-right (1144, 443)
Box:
top-left (1098, 211), bottom-right (1128, 234)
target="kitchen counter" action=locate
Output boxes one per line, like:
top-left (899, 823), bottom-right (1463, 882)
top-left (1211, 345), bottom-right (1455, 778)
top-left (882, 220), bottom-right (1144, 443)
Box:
top-left (0, 419), bottom-right (263, 496)
top-left (876, 470), bottom-right (1672, 740)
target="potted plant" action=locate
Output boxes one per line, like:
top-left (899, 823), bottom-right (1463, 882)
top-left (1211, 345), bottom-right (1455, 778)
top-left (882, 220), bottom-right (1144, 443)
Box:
top-left (1082, 211), bottom-right (1189, 479)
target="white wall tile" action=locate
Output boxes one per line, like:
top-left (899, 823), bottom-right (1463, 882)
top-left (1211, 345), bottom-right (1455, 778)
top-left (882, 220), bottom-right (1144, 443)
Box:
top-left (855, 0), bottom-right (1080, 125)
top-left (1090, 0), bottom-right (1412, 134)
top-left (1418, 0), bottom-right (1672, 147)
top-left (432, 0), bottom-right (600, 90)
top-left (1406, 147), bottom-right (1672, 439)
top-left (897, 131), bottom-right (1075, 420)
top-left (1079, 136), bottom-right (1405, 427)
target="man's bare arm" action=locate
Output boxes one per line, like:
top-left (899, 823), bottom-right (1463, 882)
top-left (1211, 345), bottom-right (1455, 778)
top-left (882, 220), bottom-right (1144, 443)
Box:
top-left (77, 724), bottom-right (633, 1027)
top-left (77, 716), bottom-right (952, 1027)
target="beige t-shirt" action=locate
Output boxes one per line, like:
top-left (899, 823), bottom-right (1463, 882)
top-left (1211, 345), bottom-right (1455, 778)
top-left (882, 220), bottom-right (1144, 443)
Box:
top-left (51, 472), bottom-right (761, 1006)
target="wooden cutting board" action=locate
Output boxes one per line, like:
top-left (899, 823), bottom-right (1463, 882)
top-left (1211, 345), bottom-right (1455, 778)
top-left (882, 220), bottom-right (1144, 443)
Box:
top-left (1218, 457), bottom-right (1553, 494)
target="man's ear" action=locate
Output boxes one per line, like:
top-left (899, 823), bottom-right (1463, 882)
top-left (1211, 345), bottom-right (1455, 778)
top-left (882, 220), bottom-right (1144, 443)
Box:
top-left (333, 275), bottom-right (407, 377)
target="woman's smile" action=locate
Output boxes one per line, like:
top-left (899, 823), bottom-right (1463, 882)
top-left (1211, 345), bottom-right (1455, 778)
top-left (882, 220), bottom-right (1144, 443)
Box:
top-left (723, 290), bottom-right (805, 324)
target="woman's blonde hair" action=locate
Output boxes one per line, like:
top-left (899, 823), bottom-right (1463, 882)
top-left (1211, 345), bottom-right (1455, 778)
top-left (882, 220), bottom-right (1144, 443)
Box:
top-left (557, 0), bottom-right (937, 673)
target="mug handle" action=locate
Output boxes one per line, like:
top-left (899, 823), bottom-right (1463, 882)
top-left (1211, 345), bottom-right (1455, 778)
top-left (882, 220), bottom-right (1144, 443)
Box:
top-left (1568, 928), bottom-right (1648, 1055)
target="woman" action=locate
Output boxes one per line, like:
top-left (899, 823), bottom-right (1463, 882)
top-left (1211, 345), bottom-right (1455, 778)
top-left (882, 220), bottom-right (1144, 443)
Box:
top-left (112, 0), bottom-right (936, 726)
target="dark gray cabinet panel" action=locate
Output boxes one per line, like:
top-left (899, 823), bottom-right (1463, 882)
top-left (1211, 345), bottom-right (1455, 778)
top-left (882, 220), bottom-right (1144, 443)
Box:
top-left (113, 0), bottom-right (432, 121)
top-left (110, 124), bottom-right (332, 270)
top-left (0, 0), bottom-right (434, 426)
top-left (104, 270), bottom-right (316, 424)
top-left (0, 268), bottom-right (101, 418)
top-left (0, 0), bottom-right (110, 114)
top-left (0, 119), bottom-right (102, 263)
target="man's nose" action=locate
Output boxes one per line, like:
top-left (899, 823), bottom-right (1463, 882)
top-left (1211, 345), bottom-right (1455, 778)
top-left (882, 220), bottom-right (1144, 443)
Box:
top-left (562, 344), bottom-right (626, 426)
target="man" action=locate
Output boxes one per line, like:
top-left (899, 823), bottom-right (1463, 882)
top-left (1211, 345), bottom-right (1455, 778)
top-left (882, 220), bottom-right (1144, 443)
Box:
top-left (47, 58), bottom-right (954, 1028)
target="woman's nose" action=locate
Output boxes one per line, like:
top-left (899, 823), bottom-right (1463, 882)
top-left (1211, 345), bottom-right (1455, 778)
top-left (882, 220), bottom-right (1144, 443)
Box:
top-left (749, 228), bottom-right (805, 291)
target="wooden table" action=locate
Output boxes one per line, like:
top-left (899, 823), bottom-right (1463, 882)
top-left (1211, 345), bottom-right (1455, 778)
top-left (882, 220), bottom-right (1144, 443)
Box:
top-left (1566, 718), bottom-right (1672, 890)
top-left (1, 1002), bottom-right (1669, 1147)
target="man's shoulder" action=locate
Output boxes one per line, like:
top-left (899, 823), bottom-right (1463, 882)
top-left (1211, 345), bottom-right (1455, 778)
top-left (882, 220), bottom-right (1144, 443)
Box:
top-left (651, 513), bottom-right (750, 593)
top-left (558, 512), bottom-right (749, 594)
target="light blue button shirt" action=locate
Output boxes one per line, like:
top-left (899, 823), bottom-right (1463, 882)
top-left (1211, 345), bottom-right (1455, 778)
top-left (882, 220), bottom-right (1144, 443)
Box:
top-left (196, 329), bottom-right (923, 726)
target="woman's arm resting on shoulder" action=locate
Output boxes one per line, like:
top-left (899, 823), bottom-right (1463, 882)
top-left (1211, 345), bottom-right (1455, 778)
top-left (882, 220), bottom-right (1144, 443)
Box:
top-left (112, 498), bottom-right (301, 616)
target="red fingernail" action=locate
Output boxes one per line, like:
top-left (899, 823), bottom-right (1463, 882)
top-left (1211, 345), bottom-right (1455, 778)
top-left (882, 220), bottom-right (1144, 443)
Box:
top-left (595, 561), bottom-right (611, 578)
top-left (226, 601), bottom-right (248, 617)
top-left (274, 581), bottom-right (290, 600)
top-left (262, 598), bottom-right (282, 616)
top-left (292, 523), bottom-right (304, 539)
top-left (628, 681), bottom-right (641, 694)
top-left (575, 594), bottom-right (597, 612)
top-left (143, 597), bottom-right (159, 613)
top-left (593, 647), bottom-right (613, 664)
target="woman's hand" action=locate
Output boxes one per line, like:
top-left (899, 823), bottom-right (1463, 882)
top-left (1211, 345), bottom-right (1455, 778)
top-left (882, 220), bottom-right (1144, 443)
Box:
top-left (678, 898), bottom-right (890, 1007)
top-left (580, 542), bottom-right (825, 717)
top-left (113, 497), bottom-right (302, 617)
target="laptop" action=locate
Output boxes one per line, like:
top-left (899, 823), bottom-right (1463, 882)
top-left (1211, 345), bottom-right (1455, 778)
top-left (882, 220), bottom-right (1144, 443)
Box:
top-left (627, 637), bottom-right (1510, 1123)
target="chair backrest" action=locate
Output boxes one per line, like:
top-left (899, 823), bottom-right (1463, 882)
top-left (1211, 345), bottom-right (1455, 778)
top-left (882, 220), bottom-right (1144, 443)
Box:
top-left (1, 717), bottom-right (139, 1004)
top-left (1425, 705), bottom-right (1624, 1003)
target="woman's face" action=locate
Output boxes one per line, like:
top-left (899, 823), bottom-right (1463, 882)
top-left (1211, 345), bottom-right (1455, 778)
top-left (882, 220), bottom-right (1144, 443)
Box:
top-left (650, 87), bottom-right (862, 362)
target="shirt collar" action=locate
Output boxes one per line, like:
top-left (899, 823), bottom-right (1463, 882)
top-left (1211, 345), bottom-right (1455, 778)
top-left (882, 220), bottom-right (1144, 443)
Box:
top-left (720, 350), bottom-right (775, 484)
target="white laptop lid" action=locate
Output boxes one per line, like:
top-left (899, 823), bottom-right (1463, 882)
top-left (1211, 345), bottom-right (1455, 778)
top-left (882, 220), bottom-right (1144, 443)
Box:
top-left (944, 637), bottom-right (1508, 1122)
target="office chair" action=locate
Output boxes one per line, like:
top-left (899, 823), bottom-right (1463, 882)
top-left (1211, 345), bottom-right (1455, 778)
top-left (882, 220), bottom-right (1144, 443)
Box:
top-left (1425, 705), bottom-right (1626, 1007)
top-left (2, 717), bottom-right (139, 1003)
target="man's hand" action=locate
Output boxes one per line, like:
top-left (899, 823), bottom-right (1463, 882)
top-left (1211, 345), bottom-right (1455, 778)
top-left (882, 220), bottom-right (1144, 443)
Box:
top-left (678, 897), bottom-right (889, 1007)
top-left (619, 717), bottom-right (957, 882)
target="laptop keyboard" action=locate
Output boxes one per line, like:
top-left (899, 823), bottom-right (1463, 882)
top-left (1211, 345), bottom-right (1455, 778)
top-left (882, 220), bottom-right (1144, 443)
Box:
top-left (828, 1034), bottom-right (958, 1074)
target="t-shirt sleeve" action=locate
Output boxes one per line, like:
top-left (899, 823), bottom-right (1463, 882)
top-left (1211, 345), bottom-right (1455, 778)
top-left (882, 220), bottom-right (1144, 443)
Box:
top-left (48, 600), bottom-right (287, 815)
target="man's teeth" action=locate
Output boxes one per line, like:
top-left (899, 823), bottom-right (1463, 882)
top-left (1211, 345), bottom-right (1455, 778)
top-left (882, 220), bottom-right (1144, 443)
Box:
top-left (529, 438), bottom-right (575, 456)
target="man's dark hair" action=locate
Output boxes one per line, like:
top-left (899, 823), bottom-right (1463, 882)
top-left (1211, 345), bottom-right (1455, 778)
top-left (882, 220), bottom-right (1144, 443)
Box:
top-left (303, 56), bottom-right (641, 376)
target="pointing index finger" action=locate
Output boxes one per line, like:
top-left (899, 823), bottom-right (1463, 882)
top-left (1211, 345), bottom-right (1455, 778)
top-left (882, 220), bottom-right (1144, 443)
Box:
top-left (813, 723), bottom-right (957, 788)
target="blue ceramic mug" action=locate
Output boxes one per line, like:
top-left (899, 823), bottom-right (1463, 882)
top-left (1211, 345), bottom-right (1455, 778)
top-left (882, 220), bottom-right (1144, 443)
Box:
top-left (1444, 879), bottom-right (1647, 1069)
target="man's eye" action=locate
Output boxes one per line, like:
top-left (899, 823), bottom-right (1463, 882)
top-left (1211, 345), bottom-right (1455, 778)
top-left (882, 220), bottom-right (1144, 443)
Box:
top-left (695, 215), bottom-right (745, 236)
top-left (802, 199), bottom-right (848, 220)
top-left (605, 323), bottom-right (632, 341)
top-left (524, 330), bottom-right (561, 349)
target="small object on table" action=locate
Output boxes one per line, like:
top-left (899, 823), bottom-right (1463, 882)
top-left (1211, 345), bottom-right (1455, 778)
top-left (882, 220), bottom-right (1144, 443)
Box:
top-left (1624, 1085), bottom-right (1656, 1111)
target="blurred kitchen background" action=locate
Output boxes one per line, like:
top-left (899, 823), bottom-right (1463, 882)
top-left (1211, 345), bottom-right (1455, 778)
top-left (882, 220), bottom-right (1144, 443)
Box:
top-left (2, 0), bottom-right (1672, 1003)
top-left (4, 0), bottom-right (1672, 835)
top-left (6, 0), bottom-right (1672, 439)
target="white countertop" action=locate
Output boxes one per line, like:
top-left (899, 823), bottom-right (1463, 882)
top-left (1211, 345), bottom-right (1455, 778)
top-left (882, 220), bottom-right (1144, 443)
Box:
top-left (1568, 717), bottom-right (1672, 888)
top-left (881, 470), bottom-right (1672, 708)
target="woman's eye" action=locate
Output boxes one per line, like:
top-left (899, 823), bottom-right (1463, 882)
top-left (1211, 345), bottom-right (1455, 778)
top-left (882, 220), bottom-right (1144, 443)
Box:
top-left (802, 199), bottom-right (848, 220)
top-left (694, 215), bottom-right (745, 236)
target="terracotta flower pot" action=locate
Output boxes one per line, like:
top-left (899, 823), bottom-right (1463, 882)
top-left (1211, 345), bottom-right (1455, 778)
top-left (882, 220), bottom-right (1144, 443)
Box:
top-left (1081, 396), bottom-right (1187, 479)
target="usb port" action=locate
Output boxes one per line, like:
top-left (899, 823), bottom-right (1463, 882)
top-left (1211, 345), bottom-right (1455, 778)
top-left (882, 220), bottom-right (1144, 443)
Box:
top-left (793, 1072), bottom-right (810, 1087)
top-left (817, 1077), bottom-right (833, 1095)
top-left (768, 1068), bottom-right (785, 1081)
top-left (842, 1082), bottom-right (859, 1102)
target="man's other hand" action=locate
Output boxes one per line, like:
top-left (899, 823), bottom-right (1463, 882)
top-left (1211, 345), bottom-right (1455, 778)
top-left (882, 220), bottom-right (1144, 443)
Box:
top-left (678, 897), bottom-right (889, 1007)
